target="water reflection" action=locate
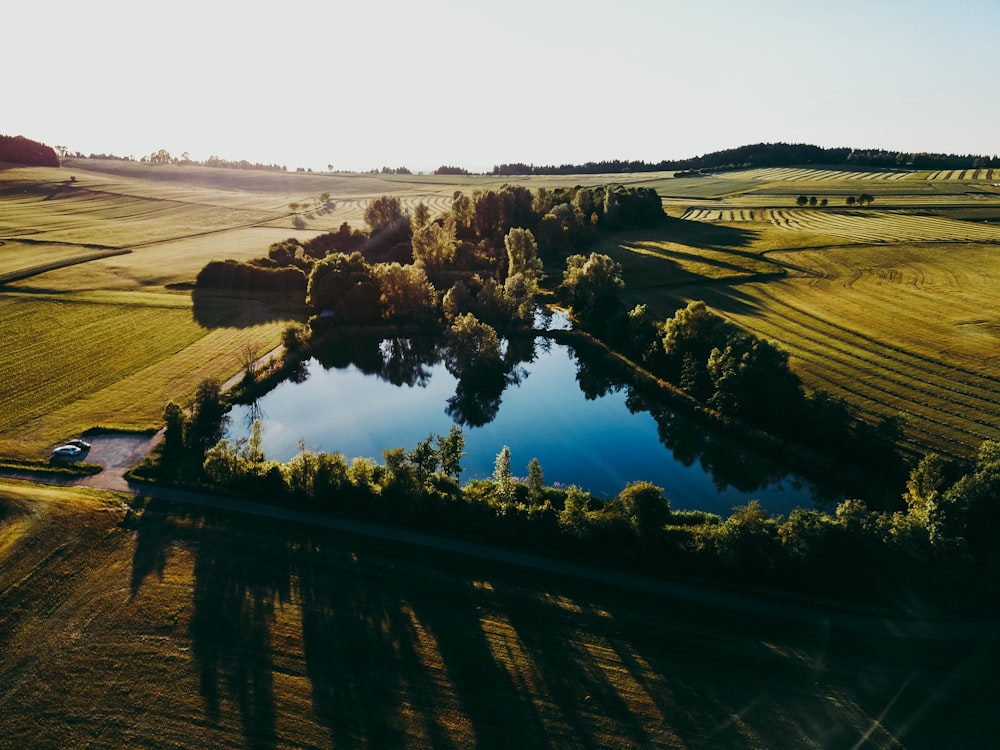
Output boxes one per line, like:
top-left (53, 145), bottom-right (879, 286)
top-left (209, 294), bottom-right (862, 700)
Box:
top-left (232, 333), bottom-right (832, 512)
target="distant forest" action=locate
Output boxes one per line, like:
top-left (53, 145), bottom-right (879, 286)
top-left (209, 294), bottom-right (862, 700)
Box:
top-left (5, 134), bottom-right (999, 176)
top-left (0, 135), bottom-right (59, 167)
top-left (491, 142), bottom-right (1000, 176)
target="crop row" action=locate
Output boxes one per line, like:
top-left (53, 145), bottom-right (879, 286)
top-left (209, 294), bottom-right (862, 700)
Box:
top-left (923, 169), bottom-right (999, 182)
top-left (721, 168), bottom-right (912, 183)
top-left (679, 209), bottom-right (760, 222)
top-left (723, 285), bottom-right (1000, 456)
top-left (767, 209), bottom-right (1000, 243)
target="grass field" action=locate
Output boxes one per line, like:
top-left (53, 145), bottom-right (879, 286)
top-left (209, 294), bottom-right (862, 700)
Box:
top-left (1, 479), bottom-right (994, 749)
top-left (604, 167), bottom-right (1000, 461)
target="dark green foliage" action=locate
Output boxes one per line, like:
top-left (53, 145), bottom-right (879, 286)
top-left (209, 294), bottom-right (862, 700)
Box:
top-left (560, 252), bottom-right (624, 328)
top-left (306, 252), bottom-right (381, 322)
top-left (302, 223), bottom-right (368, 259)
top-left (185, 379), bottom-right (229, 457)
top-left (0, 135), bottom-right (59, 167)
top-left (195, 259), bottom-right (307, 298)
top-left (618, 481), bottom-right (670, 538)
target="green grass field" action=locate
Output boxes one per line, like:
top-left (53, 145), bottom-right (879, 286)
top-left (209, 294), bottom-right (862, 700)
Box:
top-left (1, 480), bottom-right (994, 749)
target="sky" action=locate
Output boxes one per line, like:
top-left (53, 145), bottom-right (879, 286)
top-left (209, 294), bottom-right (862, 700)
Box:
top-left (5, 0), bottom-right (998, 173)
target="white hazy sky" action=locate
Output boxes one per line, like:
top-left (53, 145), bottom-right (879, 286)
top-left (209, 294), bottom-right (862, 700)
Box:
top-left (5, 0), bottom-right (998, 172)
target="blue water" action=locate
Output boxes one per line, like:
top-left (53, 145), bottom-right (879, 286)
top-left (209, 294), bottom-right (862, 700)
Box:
top-left (229, 339), bottom-right (824, 516)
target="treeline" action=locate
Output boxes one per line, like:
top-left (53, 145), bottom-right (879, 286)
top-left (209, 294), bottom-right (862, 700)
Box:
top-left (194, 184), bottom-right (666, 327)
top-left (138, 390), bottom-right (999, 614)
top-left (492, 142), bottom-right (1000, 176)
top-left (0, 135), bottom-right (60, 167)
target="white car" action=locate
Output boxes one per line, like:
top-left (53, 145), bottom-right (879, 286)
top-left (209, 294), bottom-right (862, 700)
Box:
top-left (52, 444), bottom-right (83, 458)
top-left (66, 438), bottom-right (91, 450)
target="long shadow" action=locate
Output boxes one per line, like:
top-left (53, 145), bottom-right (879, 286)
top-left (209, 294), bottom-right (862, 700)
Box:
top-left (129, 501), bottom-right (288, 749)
top-left (189, 517), bottom-right (289, 749)
top-left (191, 287), bottom-right (303, 328)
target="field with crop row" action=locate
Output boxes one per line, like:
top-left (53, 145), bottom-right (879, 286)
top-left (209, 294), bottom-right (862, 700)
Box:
top-left (717, 167), bottom-right (913, 183)
top-left (685, 243), bottom-right (1000, 457)
top-left (1, 482), bottom-right (988, 749)
top-left (767, 209), bottom-right (1000, 243)
top-left (681, 207), bottom-right (1000, 244)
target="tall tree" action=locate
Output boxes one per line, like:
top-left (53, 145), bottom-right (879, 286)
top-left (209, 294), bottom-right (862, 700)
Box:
top-left (494, 445), bottom-right (515, 511)
top-left (504, 227), bottom-right (542, 280)
top-left (306, 251), bottom-right (381, 322)
top-left (364, 195), bottom-right (406, 234)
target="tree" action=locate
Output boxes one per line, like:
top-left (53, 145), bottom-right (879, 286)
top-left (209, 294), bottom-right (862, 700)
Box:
top-left (306, 251), bottom-right (380, 322)
top-left (493, 445), bottom-right (515, 510)
top-left (504, 228), bottom-right (542, 280)
top-left (846, 196), bottom-right (856, 206)
top-left (364, 195), bottom-right (406, 234)
top-left (560, 252), bottom-right (624, 323)
top-left (808, 196), bottom-right (818, 206)
top-left (527, 457), bottom-right (545, 504)
top-left (618, 481), bottom-right (670, 538)
top-left (445, 313), bottom-right (502, 375)
top-left (904, 453), bottom-right (949, 531)
top-left (374, 262), bottom-right (437, 323)
top-left (437, 425), bottom-right (466, 483)
top-left (660, 300), bottom-right (727, 368)
top-left (185, 379), bottom-right (229, 456)
top-left (411, 219), bottom-right (458, 279)
top-left (796, 195), bottom-right (809, 207)
top-left (161, 401), bottom-right (186, 465)
top-left (411, 201), bottom-right (431, 232)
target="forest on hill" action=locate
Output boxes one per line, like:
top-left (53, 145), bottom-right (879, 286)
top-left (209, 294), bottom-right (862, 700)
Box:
top-left (0, 135), bottom-right (59, 167)
top-left (492, 142), bottom-right (1000, 176)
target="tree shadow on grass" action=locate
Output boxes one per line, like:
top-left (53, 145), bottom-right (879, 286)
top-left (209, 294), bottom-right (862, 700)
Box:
top-left (126, 498), bottom-right (1000, 749)
top-left (191, 287), bottom-right (305, 329)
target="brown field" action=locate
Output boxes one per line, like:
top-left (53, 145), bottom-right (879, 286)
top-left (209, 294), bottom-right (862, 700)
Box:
top-left (1, 479), bottom-right (995, 749)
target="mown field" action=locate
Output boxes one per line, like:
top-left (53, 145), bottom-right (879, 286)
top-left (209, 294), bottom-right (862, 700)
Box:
top-left (608, 167), bottom-right (1000, 461)
top-left (1, 479), bottom-right (994, 749)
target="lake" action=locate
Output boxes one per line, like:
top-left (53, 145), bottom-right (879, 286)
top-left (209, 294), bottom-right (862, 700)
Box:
top-left (229, 335), bottom-right (834, 516)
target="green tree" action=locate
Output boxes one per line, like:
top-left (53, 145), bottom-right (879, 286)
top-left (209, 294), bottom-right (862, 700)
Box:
top-left (184, 379), bottom-right (229, 456)
top-left (374, 262), bottom-right (437, 323)
top-left (437, 425), bottom-right (466, 483)
top-left (558, 485), bottom-right (593, 538)
top-left (660, 300), bottom-right (727, 376)
top-left (560, 252), bottom-right (623, 323)
top-left (796, 195), bottom-right (808, 206)
top-left (527, 457), bottom-right (545, 504)
top-left (161, 400), bottom-right (186, 465)
top-left (411, 219), bottom-right (458, 279)
top-left (407, 435), bottom-right (439, 486)
top-left (618, 481), bottom-right (670, 538)
top-left (306, 252), bottom-right (381, 322)
top-left (494, 445), bottom-right (515, 511)
top-left (410, 201), bottom-right (431, 232)
top-left (504, 227), bottom-right (542, 280)
top-left (445, 313), bottom-right (502, 375)
top-left (364, 195), bottom-right (406, 234)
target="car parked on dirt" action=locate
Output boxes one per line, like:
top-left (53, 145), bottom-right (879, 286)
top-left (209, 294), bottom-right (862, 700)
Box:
top-left (66, 438), bottom-right (91, 450)
top-left (52, 444), bottom-right (83, 458)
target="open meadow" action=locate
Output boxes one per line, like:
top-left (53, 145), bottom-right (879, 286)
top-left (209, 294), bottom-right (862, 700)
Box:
top-left (0, 478), bottom-right (994, 749)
